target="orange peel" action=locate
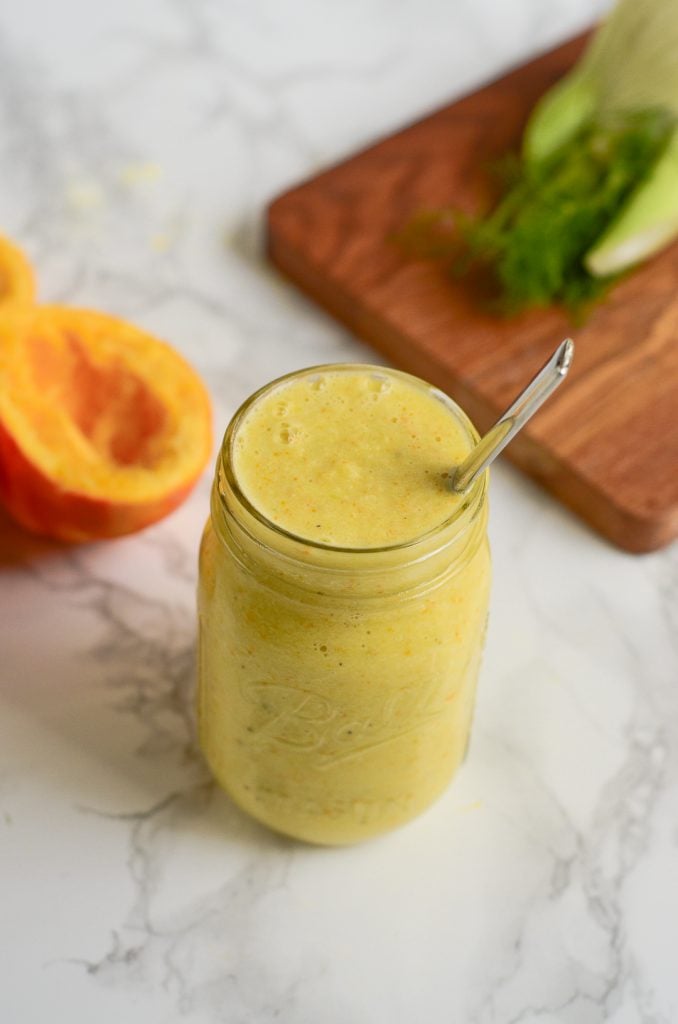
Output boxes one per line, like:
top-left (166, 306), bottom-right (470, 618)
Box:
top-left (0, 234), bottom-right (36, 308)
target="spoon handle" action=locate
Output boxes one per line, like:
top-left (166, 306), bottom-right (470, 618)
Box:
top-left (451, 338), bottom-right (574, 494)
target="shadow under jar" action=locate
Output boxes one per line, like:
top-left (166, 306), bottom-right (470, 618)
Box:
top-left (198, 365), bottom-right (491, 845)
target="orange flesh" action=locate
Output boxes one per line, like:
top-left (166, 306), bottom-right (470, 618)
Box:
top-left (26, 329), bottom-right (170, 470)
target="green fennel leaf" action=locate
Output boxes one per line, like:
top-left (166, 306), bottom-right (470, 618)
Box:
top-left (401, 107), bottom-right (675, 317)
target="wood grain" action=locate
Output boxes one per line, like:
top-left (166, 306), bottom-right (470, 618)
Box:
top-left (267, 33), bottom-right (678, 553)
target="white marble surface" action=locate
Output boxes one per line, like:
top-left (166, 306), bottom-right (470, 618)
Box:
top-left (1, 1), bottom-right (677, 1021)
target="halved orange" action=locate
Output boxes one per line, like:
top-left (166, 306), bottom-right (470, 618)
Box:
top-left (0, 306), bottom-right (212, 541)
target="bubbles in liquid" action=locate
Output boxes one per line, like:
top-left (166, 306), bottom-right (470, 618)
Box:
top-left (278, 422), bottom-right (303, 445)
top-left (361, 375), bottom-right (391, 400)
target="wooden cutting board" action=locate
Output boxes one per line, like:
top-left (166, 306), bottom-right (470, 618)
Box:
top-left (267, 33), bottom-right (678, 553)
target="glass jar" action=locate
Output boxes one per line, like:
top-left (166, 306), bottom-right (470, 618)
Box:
top-left (197, 366), bottom-right (491, 845)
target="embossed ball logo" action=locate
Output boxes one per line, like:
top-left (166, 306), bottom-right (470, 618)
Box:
top-left (239, 677), bottom-right (460, 769)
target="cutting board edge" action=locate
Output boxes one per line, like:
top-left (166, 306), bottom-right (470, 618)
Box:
top-left (267, 224), bottom-right (677, 555)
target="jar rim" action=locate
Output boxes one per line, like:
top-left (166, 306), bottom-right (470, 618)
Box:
top-left (217, 363), bottom-right (486, 558)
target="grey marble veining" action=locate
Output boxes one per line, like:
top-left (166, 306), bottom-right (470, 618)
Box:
top-left (2, 1), bottom-right (677, 1022)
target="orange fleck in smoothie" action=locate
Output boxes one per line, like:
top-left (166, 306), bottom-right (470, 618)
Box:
top-left (198, 365), bottom-right (490, 844)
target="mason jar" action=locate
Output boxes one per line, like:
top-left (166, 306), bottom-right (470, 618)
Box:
top-left (197, 365), bottom-right (491, 844)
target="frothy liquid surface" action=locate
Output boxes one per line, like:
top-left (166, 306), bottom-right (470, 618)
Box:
top-left (232, 367), bottom-right (473, 548)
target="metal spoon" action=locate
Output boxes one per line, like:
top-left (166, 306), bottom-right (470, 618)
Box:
top-left (450, 338), bottom-right (574, 494)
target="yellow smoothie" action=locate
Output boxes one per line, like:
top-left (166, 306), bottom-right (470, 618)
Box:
top-left (198, 365), bottom-right (491, 844)
top-left (231, 368), bottom-right (473, 547)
